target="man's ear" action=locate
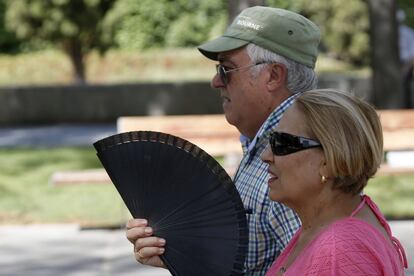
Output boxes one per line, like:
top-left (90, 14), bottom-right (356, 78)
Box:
top-left (266, 63), bottom-right (287, 92)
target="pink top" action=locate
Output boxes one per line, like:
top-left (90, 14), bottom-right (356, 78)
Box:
top-left (266, 195), bottom-right (408, 276)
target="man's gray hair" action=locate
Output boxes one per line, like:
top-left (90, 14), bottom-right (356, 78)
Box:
top-left (246, 43), bottom-right (318, 94)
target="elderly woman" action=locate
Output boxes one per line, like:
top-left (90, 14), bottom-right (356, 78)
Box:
top-left (261, 89), bottom-right (408, 275)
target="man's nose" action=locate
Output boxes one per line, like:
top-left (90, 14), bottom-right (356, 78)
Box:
top-left (211, 73), bottom-right (225, 89)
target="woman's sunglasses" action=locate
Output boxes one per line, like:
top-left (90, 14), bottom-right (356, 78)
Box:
top-left (269, 131), bottom-right (322, 156)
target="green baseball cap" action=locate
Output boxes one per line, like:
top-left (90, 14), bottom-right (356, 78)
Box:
top-left (198, 6), bottom-right (321, 68)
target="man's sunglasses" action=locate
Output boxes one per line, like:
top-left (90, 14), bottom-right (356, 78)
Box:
top-left (216, 63), bottom-right (265, 85)
top-left (269, 131), bottom-right (322, 156)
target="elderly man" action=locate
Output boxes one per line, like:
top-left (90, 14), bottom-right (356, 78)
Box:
top-left (126, 6), bottom-right (320, 275)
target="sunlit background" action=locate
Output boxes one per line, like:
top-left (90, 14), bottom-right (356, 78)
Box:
top-left (0, 0), bottom-right (413, 275)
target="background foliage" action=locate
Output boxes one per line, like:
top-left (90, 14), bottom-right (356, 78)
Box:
top-left (4, 0), bottom-right (114, 49)
top-left (398, 0), bottom-right (414, 27)
top-left (1, 0), bottom-right (414, 66)
top-left (107, 0), bottom-right (226, 49)
top-left (0, 0), bottom-right (413, 82)
top-left (266, 0), bottom-right (369, 65)
top-left (3, 0), bottom-right (116, 82)
top-left (0, 0), bottom-right (20, 52)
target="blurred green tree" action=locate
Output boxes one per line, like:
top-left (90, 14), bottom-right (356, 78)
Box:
top-left (228, 0), bottom-right (265, 23)
top-left (5, 0), bottom-right (116, 83)
top-left (306, 0), bottom-right (369, 66)
top-left (267, 0), bottom-right (370, 66)
top-left (366, 0), bottom-right (403, 108)
top-left (265, 0), bottom-right (303, 12)
top-left (398, 0), bottom-right (414, 27)
top-left (108, 0), bottom-right (226, 50)
top-left (0, 0), bottom-right (20, 52)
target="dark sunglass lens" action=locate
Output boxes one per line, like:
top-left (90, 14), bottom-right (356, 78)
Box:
top-left (269, 131), bottom-right (322, 156)
top-left (270, 132), bottom-right (303, 156)
top-left (218, 65), bottom-right (228, 84)
top-left (271, 144), bottom-right (297, 156)
top-left (270, 134), bottom-right (284, 155)
top-left (280, 132), bottom-right (297, 145)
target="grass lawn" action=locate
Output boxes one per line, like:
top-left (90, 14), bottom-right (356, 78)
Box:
top-left (0, 147), bottom-right (127, 226)
top-left (365, 175), bottom-right (414, 220)
top-left (0, 147), bottom-right (412, 226)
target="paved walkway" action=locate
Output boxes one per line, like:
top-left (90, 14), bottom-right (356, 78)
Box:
top-left (0, 224), bottom-right (170, 276)
top-left (0, 222), bottom-right (412, 276)
top-left (0, 124), bottom-right (117, 147)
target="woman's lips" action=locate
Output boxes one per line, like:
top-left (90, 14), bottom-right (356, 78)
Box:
top-left (267, 170), bottom-right (278, 185)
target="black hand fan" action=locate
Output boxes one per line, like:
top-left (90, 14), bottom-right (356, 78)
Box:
top-left (93, 131), bottom-right (248, 276)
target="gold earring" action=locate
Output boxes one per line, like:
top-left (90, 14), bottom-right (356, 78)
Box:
top-left (321, 175), bottom-right (327, 183)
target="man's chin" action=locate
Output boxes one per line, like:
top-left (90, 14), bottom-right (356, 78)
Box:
top-left (224, 112), bottom-right (237, 126)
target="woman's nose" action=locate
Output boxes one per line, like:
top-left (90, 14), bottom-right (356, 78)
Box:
top-left (260, 144), bottom-right (273, 163)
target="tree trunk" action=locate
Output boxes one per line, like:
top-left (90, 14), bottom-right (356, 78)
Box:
top-left (366, 0), bottom-right (404, 108)
top-left (228, 0), bottom-right (266, 25)
top-left (63, 39), bottom-right (86, 84)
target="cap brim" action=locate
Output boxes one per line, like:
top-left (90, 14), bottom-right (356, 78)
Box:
top-left (198, 36), bottom-right (249, 60)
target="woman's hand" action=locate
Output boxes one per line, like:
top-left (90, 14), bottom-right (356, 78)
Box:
top-left (126, 218), bottom-right (166, 268)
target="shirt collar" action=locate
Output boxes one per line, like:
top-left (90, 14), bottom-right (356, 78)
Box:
top-left (241, 93), bottom-right (301, 153)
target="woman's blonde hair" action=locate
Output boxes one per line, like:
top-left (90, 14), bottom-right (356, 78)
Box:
top-left (296, 89), bottom-right (383, 194)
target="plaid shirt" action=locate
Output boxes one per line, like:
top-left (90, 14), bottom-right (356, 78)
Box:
top-left (234, 94), bottom-right (301, 275)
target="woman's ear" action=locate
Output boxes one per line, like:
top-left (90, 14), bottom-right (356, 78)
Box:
top-left (319, 158), bottom-right (330, 183)
top-left (266, 63), bottom-right (287, 92)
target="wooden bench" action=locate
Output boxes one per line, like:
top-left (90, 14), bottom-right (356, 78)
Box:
top-left (50, 114), bottom-right (242, 186)
top-left (116, 114), bottom-right (241, 157)
top-left (376, 109), bottom-right (414, 176)
top-left (50, 110), bottom-right (414, 186)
